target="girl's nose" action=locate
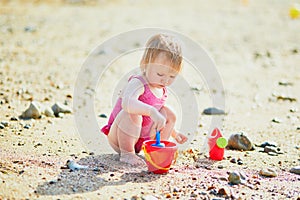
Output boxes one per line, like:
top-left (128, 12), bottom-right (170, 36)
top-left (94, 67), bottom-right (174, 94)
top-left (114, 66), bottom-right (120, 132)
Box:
top-left (161, 79), bottom-right (169, 85)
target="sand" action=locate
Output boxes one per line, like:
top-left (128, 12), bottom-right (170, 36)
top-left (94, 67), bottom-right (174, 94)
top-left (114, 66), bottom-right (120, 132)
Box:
top-left (0, 0), bottom-right (300, 199)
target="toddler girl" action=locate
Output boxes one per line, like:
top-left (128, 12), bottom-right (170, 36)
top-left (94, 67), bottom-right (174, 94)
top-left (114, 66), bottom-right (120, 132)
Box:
top-left (101, 34), bottom-right (188, 166)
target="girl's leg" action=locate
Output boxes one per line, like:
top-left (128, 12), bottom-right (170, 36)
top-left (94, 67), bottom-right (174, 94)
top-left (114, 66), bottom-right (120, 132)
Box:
top-left (107, 110), bottom-right (145, 166)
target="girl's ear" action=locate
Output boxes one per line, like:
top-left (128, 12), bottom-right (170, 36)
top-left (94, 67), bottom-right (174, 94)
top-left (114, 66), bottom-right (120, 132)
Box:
top-left (140, 64), bottom-right (146, 74)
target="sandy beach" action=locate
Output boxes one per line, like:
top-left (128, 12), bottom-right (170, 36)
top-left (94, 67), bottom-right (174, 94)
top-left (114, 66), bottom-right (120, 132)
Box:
top-left (0, 0), bottom-right (300, 199)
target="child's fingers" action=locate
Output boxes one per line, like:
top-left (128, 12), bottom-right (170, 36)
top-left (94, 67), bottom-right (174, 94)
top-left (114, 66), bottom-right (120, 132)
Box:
top-left (156, 120), bottom-right (166, 131)
top-left (176, 134), bottom-right (188, 144)
top-left (182, 137), bottom-right (188, 143)
top-left (152, 122), bottom-right (158, 131)
top-left (153, 123), bottom-right (163, 132)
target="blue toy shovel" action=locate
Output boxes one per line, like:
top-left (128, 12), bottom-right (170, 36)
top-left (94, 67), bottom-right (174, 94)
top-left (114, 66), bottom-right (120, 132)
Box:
top-left (152, 131), bottom-right (165, 147)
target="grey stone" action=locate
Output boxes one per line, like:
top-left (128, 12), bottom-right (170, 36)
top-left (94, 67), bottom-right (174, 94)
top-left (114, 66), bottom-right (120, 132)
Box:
top-left (290, 166), bottom-right (300, 175)
top-left (257, 141), bottom-right (278, 148)
top-left (43, 106), bottom-right (55, 117)
top-left (228, 171), bottom-right (246, 185)
top-left (66, 160), bottom-right (88, 170)
top-left (203, 107), bottom-right (225, 115)
top-left (51, 102), bottom-right (72, 116)
top-left (267, 152), bottom-right (278, 156)
top-left (0, 121), bottom-right (9, 127)
top-left (259, 168), bottom-right (277, 177)
top-left (227, 132), bottom-right (254, 151)
top-left (264, 146), bottom-right (278, 153)
top-left (22, 101), bottom-right (42, 119)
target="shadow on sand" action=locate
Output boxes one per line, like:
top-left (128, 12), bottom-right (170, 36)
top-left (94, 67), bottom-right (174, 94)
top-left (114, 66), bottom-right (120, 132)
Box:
top-left (35, 153), bottom-right (161, 196)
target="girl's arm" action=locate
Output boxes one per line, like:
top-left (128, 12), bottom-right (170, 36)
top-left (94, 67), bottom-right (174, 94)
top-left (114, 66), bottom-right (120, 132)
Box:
top-left (121, 78), bottom-right (152, 115)
top-left (121, 78), bottom-right (166, 130)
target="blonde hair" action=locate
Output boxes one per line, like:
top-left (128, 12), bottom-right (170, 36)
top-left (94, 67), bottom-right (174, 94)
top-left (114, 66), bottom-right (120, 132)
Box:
top-left (140, 34), bottom-right (183, 72)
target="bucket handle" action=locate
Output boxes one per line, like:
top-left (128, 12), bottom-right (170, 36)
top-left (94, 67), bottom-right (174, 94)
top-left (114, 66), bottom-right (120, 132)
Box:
top-left (142, 145), bottom-right (178, 171)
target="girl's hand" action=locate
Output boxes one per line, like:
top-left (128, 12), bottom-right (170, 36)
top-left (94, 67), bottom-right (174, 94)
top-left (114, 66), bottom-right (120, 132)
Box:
top-left (150, 108), bottom-right (166, 131)
top-left (174, 133), bottom-right (188, 144)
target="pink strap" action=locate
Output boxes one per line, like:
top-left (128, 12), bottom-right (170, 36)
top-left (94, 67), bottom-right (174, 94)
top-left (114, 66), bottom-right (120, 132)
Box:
top-left (129, 75), bottom-right (149, 86)
top-left (101, 125), bottom-right (110, 135)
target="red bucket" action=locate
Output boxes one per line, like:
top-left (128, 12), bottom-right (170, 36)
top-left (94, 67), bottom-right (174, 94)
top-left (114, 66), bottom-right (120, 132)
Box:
top-left (142, 140), bottom-right (178, 174)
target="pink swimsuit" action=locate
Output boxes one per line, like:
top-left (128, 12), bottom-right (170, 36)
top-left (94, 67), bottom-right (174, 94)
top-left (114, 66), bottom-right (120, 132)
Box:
top-left (101, 75), bottom-right (167, 153)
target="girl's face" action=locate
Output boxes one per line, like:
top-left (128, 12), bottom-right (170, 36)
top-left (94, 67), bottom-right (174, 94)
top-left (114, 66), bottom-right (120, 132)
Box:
top-left (144, 53), bottom-right (178, 88)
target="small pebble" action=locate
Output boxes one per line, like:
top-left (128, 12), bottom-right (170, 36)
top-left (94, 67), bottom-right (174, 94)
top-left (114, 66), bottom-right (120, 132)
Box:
top-left (99, 114), bottom-right (107, 118)
top-left (34, 143), bottom-right (42, 148)
top-left (1, 121), bottom-right (9, 127)
top-left (190, 192), bottom-right (197, 197)
top-left (271, 118), bottom-right (281, 123)
top-left (173, 187), bottom-right (179, 192)
top-left (44, 106), bottom-right (55, 117)
top-left (49, 180), bottom-right (57, 184)
top-left (203, 107), bottom-right (225, 115)
top-left (56, 83), bottom-right (64, 89)
top-left (51, 102), bottom-right (72, 116)
top-left (209, 189), bottom-right (218, 195)
top-left (10, 116), bottom-right (18, 121)
top-left (268, 152), bottom-right (278, 156)
top-left (257, 141), bottom-right (278, 148)
top-left (228, 171), bottom-right (245, 185)
top-left (264, 146), bottom-right (278, 154)
top-left (24, 124), bottom-right (31, 129)
top-left (17, 142), bottom-right (25, 146)
top-left (0, 124), bottom-right (4, 129)
top-left (24, 26), bottom-right (37, 32)
top-left (219, 176), bottom-right (228, 181)
top-left (21, 101), bottom-right (42, 119)
top-left (290, 166), bottom-right (300, 175)
top-left (93, 167), bottom-right (101, 172)
top-left (218, 187), bottom-right (230, 197)
top-left (66, 160), bottom-right (88, 170)
top-left (205, 166), bottom-right (212, 170)
top-left (278, 81), bottom-right (293, 86)
top-left (218, 165), bottom-right (224, 169)
top-left (259, 168), bottom-right (277, 177)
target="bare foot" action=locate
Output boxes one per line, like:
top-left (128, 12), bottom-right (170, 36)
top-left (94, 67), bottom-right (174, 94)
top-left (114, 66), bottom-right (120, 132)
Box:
top-left (120, 153), bottom-right (146, 166)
